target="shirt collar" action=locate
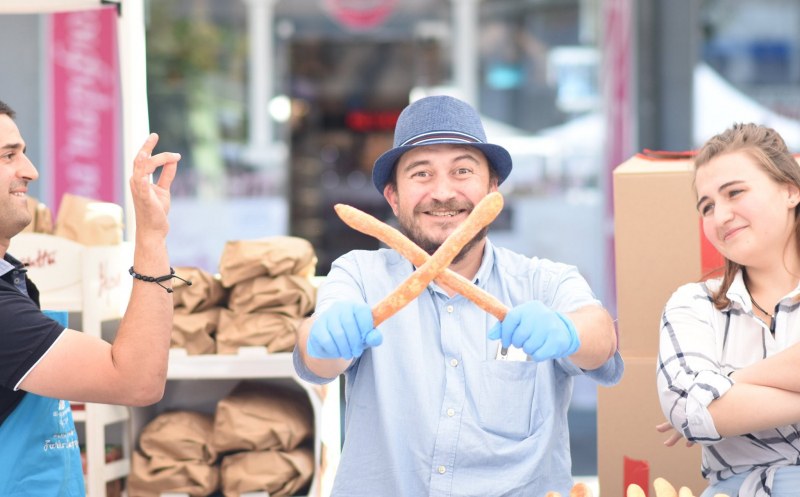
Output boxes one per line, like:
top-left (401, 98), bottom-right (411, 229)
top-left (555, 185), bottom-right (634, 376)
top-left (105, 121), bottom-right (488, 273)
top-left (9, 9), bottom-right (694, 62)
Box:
top-left (426, 238), bottom-right (495, 297)
top-left (725, 269), bottom-right (800, 310)
top-left (0, 253), bottom-right (22, 278)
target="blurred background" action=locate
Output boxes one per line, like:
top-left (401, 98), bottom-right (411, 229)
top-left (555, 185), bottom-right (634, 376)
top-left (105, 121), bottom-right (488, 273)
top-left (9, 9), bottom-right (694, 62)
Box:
top-left (2, 0), bottom-right (800, 478)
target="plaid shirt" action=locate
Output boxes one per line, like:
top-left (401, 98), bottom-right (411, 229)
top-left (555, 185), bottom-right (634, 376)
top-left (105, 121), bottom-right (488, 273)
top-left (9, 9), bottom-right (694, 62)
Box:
top-left (658, 270), bottom-right (800, 497)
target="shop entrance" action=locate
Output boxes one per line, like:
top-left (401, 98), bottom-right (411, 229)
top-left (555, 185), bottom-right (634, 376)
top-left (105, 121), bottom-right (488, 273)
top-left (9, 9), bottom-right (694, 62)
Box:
top-left (288, 38), bottom-right (444, 274)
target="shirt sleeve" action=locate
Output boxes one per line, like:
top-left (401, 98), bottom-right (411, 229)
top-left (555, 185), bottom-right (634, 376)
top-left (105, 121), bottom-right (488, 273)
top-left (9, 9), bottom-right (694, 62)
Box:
top-left (293, 253), bottom-right (368, 385)
top-left (536, 260), bottom-right (623, 384)
top-left (0, 287), bottom-right (65, 390)
top-left (657, 283), bottom-right (733, 444)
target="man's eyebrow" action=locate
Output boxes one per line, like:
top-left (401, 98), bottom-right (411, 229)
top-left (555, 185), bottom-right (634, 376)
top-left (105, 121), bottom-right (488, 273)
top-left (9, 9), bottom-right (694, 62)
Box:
top-left (1, 142), bottom-right (23, 151)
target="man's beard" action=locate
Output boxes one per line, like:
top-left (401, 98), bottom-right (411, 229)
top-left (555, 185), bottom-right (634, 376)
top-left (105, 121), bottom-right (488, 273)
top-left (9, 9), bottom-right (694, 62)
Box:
top-left (396, 199), bottom-right (489, 265)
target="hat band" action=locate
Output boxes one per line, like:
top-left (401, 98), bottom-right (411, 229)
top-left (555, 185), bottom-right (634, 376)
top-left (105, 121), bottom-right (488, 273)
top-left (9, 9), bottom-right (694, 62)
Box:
top-left (401, 131), bottom-right (483, 147)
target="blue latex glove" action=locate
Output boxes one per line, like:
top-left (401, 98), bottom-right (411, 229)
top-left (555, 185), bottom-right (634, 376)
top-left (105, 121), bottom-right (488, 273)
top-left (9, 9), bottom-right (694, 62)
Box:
top-left (487, 301), bottom-right (580, 361)
top-left (307, 301), bottom-right (383, 360)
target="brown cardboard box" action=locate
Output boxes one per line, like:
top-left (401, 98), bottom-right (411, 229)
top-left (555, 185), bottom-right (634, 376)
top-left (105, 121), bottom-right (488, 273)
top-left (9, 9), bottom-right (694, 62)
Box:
top-left (598, 356), bottom-right (706, 497)
top-left (612, 154), bottom-right (720, 356)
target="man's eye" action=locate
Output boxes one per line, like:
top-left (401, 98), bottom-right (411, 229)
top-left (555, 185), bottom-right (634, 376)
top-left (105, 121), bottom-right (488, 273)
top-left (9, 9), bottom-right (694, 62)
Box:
top-left (729, 189), bottom-right (743, 198)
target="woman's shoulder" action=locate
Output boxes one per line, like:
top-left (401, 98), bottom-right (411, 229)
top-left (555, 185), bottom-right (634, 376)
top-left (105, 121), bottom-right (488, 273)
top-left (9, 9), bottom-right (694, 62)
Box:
top-left (666, 278), bottom-right (719, 309)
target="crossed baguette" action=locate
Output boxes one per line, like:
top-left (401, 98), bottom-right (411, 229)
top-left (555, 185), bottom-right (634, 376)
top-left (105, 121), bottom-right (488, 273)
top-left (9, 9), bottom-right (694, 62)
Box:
top-left (334, 191), bottom-right (508, 327)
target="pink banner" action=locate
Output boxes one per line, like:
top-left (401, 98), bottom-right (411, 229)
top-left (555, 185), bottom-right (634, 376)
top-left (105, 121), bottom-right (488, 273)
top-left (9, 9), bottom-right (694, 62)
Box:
top-left (49, 7), bottom-right (120, 211)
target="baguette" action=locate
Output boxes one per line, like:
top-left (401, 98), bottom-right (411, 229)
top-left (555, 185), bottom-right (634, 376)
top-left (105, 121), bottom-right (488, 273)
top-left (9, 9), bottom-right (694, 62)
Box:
top-left (334, 203), bottom-right (509, 321)
top-left (361, 191), bottom-right (504, 326)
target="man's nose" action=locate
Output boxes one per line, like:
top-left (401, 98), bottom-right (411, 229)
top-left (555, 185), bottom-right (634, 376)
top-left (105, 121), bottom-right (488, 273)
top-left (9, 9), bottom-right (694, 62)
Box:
top-left (430, 175), bottom-right (456, 200)
top-left (19, 154), bottom-right (39, 181)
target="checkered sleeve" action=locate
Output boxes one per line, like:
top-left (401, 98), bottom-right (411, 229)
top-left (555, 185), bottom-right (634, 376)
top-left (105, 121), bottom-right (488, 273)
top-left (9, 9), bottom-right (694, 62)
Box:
top-left (657, 283), bottom-right (733, 444)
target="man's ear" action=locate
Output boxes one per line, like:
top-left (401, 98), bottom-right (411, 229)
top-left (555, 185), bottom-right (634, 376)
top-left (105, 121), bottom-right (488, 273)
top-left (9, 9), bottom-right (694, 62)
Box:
top-left (384, 183), bottom-right (399, 216)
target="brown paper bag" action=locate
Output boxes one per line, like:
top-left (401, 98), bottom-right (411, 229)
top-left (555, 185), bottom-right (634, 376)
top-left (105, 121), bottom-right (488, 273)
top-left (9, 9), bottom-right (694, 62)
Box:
top-left (138, 411), bottom-right (216, 463)
top-left (220, 448), bottom-right (314, 497)
top-left (227, 275), bottom-right (316, 316)
top-left (130, 411), bottom-right (220, 496)
top-left (128, 451), bottom-right (220, 497)
top-left (54, 193), bottom-right (123, 245)
top-left (22, 196), bottom-right (54, 234)
top-left (173, 266), bottom-right (227, 312)
top-left (216, 309), bottom-right (300, 354)
top-left (218, 237), bottom-right (317, 287)
top-left (172, 308), bottom-right (220, 355)
top-left (210, 382), bottom-right (313, 457)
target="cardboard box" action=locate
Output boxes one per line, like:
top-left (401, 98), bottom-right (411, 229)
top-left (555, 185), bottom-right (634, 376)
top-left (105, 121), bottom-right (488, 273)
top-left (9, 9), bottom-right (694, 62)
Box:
top-left (613, 154), bottom-right (722, 356)
top-left (597, 356), bottom-right (706, 497)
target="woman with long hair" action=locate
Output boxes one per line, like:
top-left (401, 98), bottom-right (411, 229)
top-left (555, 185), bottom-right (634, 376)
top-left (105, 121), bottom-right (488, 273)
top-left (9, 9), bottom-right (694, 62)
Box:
top-left (658, 123), bottom-right (800, 497)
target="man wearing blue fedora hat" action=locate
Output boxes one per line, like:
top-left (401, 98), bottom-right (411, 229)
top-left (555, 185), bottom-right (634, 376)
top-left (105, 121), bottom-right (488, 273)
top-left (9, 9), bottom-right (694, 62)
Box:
top-left (294, 95), bottom-right (622, 496)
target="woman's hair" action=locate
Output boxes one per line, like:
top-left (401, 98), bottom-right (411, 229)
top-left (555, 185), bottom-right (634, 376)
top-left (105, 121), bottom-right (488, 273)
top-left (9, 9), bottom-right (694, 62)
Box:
top-left (694, 123), bottom-right (800, 309)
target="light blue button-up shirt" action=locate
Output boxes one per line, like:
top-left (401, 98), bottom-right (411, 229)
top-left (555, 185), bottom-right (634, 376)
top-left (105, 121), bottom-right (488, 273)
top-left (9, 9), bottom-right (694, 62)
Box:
top-left (294, 239), bottom-right (623, 497)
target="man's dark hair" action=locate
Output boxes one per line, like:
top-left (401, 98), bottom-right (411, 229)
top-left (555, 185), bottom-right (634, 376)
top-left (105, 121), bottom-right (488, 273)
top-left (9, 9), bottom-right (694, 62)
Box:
top-left (0, 100), bottom-right (16, 119)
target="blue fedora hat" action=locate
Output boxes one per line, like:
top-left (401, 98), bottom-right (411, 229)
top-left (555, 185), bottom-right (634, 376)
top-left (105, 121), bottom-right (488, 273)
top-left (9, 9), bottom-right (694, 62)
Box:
top-left (372, 95), bottom-right (513, 192)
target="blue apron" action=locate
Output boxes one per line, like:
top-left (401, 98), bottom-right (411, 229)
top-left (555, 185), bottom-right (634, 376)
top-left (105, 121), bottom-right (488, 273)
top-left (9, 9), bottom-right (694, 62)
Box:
top-left (0, 309), bottom-right (84, 496)
top-left (0, 393), bottom-right (85, 496)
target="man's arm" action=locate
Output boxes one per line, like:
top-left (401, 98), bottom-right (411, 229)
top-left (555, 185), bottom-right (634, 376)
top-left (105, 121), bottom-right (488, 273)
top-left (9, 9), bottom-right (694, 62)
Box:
top-left (565, 305), bottom-right (617, 370)
top-left (19, 133), bottom-right (180, 406)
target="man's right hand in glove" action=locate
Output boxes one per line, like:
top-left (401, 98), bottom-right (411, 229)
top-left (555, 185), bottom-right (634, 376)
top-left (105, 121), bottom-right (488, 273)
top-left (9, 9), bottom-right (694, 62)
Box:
top-left (307, 301), bottom-right (383, 360)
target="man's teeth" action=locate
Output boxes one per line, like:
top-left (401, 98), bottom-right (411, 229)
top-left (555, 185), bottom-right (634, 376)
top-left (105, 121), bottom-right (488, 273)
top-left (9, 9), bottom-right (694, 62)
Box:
top-left (429, 211), bottom-right (459, 217)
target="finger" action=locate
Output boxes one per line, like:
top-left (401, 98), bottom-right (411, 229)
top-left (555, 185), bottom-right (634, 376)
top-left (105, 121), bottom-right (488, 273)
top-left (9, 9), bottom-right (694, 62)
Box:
top-left (655, 422), bottom-right (673, 433)
top-left (326, 317), bottom-right (353, 360)
top-left (529, 336), bottom-right (563, 362)
top-left (487, 322), bottom-right (501, 341)
top-left (338, 308), bottom-right (364, 359)
top-left (137, 133), bottom-right (159, 158)
top-left (307, 332), bottom-right (332, 359)
top-left (364, 329), bottom-right (383, 348)
top-left (499, 308), bottom-right (522, 349)
top-left (155, 157), bottom-right (179, 190)
top-left (663, 432), bottom-right (682, 447)
top-left (518, 307), bottom-right (547, 353)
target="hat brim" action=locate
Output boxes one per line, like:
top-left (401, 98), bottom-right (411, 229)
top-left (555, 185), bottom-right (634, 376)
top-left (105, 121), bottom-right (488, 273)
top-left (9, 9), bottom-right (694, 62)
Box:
top-left (372, 142), bottom-right (513, 192)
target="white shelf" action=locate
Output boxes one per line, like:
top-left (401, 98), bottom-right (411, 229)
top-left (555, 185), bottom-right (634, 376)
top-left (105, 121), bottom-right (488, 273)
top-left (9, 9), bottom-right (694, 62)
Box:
top-left (166, 347), bottom-right (295, 379)
top-left (138, 347), bottom-right (340, 497)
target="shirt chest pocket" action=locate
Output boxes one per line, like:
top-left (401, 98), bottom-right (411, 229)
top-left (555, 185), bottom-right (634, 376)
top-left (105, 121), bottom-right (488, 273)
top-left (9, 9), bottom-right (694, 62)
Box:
top-left (475, 360), bottom-right (543, 440)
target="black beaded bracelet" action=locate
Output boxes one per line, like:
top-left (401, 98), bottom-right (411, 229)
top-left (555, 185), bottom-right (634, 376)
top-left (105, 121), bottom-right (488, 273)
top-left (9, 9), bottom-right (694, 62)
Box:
top-left (128, 266), bottom-right (192, 293)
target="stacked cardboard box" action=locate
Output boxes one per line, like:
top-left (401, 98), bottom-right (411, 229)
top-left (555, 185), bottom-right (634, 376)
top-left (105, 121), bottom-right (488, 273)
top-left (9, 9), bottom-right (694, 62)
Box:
top-left (599, 152), bottom-right (713, 497)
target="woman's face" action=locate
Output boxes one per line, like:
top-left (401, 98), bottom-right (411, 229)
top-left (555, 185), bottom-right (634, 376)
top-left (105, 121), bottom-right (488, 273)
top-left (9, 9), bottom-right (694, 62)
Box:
top-left (695, 150), bottom-right (800, 268)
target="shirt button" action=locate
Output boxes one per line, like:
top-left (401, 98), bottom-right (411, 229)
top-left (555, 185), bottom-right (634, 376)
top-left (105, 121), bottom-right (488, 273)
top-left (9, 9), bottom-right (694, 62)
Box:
top-left (447, 408), bottom-right (455, 417)
top-left (13, 278), bottom-right (20, 284)
top-left (449, 358), bottom-right (458, 367)
top-left (437, 465), bottom-right (446, 474)
top-left (446, 305), bottom-right (454, 313)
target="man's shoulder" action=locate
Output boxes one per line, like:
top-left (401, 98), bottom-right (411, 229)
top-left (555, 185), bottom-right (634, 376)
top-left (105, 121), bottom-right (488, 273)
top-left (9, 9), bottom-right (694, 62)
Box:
top-left (332, 248), bottom-right (405, 271)
top-left (490, 244), bottom-right (571, 277)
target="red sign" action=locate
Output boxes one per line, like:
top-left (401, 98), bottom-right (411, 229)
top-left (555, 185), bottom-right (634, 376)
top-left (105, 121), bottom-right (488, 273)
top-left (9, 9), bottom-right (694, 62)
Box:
top-left (49, 7), bottom-right (121, 211)
top-left (324, 0), bottom-right (397, 30)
